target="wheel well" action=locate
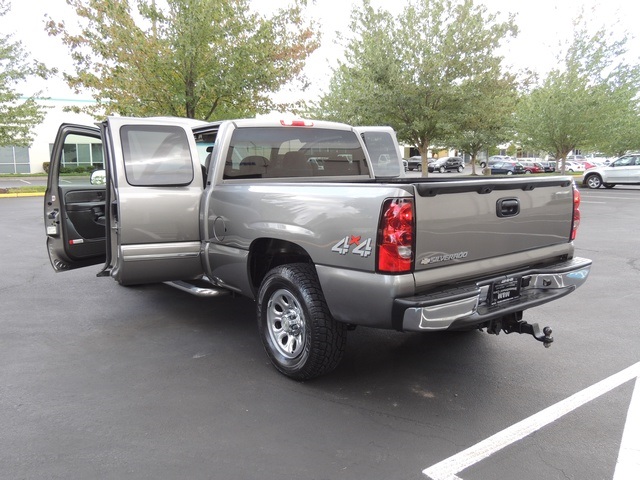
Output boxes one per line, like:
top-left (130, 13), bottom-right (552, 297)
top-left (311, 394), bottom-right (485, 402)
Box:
top-left (248, 238), bottom-right (313, 293)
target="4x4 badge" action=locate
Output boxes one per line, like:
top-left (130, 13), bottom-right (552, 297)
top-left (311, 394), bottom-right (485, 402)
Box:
top-left (331, 236), bottom-right (372, 257)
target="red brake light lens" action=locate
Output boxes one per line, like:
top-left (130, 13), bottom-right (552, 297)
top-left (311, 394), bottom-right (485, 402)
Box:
top-left (571, 183), bottom-right (581, 241)
top-left (280, 119), bottom-right (313, 127)
top-left (377, 199), bottom-right (414, 273)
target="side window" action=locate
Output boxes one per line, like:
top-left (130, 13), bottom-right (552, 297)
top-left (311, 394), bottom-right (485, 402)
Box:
top-left (359, 131), bottom-right (402, 177)
top-left (54, 133), bottom-right (103, 186)
top-left (121, 125), bottom-right (193, 186)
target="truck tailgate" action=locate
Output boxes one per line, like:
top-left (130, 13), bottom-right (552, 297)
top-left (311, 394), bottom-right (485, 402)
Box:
top-left (412, 177), bottom-right (575, 271)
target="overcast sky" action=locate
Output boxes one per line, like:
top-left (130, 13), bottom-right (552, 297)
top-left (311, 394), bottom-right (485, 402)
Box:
top-left (2, 0), bottom-right (639, 102)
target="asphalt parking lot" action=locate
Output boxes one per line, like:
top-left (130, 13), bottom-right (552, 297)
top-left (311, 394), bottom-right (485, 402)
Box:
top-left (1, 190), bottom-right (638, 480)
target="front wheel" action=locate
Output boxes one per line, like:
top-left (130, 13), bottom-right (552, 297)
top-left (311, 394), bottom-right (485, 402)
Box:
top-left (457, 165), bottom-right (464, 173)
top-left (257, 263), bottom-right (347, 380)
top-left (585, 174), bottom-right (603, 189)
top-left (439, 166), bottom-right (445, 173)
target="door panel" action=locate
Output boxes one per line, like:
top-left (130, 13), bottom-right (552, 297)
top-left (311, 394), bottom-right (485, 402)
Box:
top-left (103, 117), bottom-right (205, 285)
top-left (44, 125), bottom-right (106, 272)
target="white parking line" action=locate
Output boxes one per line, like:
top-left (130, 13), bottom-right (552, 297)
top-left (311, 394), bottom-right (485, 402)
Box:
top-left (423, 362), bottom-right (640, 480)
top-left (614, 375), bottom-right (640, 479)
top-left (582, 196), bottom-right (640, 201)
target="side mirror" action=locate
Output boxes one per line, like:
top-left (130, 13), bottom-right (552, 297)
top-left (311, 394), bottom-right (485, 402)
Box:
top-left (90, 169), bottom-right (106, 185)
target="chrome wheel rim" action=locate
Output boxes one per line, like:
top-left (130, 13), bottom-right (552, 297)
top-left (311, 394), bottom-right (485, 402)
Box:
top-left (587, 176), bottom-right (601, 188)
top-left (267, 289), bottom-right (305, 359)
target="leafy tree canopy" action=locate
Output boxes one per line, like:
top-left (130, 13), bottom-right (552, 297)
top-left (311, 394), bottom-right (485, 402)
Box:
top-left (46, 0), bottom-right (319, 120)
top-left (0, 0), bottom-right (51, 147)
top-left (313, 0), bottom-right (517, 175)
top-left (515, 13), bottom-right (640, 172)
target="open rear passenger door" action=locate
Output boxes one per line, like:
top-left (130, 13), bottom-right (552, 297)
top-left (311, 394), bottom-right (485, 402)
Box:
top-left (44, 117), bottom-right (206, 286)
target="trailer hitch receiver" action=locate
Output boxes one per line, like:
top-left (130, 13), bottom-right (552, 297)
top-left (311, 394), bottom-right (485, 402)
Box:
top-left (485, 312), bottom-right (554, 348)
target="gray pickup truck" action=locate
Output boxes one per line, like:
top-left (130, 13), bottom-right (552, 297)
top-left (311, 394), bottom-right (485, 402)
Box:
top-left (44, 116), bottom-right (592, 380)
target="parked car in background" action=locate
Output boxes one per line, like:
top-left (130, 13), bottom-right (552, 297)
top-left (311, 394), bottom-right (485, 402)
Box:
top-left (490, 161), bottom-right (525, 175)
top-left (428, 156), bottom-right (465, 173)
top-left (582, 154), bottom-right (640, 189)
top-left (564, 161), bottom-right (585, 173)
top-left (539, 161), bottom-right (556, 173)
top-left (406, 155), bottom-right (424, 171)
top-left (479, 155), bottom-right (511, 168)
top-left (585, 153), bottom-right (611, 165)
top-left (520, 159), bottom-right (545, 174)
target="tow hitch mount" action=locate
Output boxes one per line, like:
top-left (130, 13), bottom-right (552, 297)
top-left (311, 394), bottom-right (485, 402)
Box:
top-left (485, 312), bottom-right (554, 348)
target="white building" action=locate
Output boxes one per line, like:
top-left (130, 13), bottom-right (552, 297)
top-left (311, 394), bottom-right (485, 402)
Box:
top-left (0, 98), bottom-right (98, 174)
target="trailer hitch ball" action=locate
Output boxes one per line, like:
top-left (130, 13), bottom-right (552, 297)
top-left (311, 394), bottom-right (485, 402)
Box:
top-left (530, 323), bottom-right (553, 347)
top-left (542, 326), bottom-right (553, 348)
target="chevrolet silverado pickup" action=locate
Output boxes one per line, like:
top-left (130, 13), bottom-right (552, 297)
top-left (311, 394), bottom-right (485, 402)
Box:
top-left (44, 116), bottom-right (592, 380)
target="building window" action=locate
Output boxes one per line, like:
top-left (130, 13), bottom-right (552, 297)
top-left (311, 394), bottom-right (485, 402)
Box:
top-left (0, 146), bottom-right (31, 174)
top-left (49, 138), bottom-right (104, 169)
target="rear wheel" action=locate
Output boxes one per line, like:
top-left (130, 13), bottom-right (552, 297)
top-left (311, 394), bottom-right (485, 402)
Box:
top-left (257, 263), bottom-right (346, 380)
top-left (585, 173), bottom-right (603, 189)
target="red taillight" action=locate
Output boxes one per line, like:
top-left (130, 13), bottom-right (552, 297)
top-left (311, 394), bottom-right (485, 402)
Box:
top-left (280, 119), bottom-right (313, 127)
top-left (377, 199), bottom-right (414, 273)
top-left (571, 183), bottom-right (581, 241)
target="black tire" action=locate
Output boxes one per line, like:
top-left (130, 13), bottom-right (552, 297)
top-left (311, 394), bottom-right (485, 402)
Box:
top-left (506, 170), bottom-right (513, 175)
top-left (457, 165), bottom-right (464, 173)
top-left (257, 263), bottom-right (346, 380)
top-left (585, 174), bottom-right (603, 189)
top-left (439, 166), bottom-right (445, 173)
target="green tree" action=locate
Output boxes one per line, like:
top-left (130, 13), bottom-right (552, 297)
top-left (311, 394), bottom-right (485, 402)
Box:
top-left (313, 0), bottom-right (517, 176)
top-left (45, 0), bottom-right (319, 120)
top-left (0, 0), bottom-right (51, 147)
top-left (515, 17), bottom-right (640, 173)
top-left (450, 74), bottom-right (519, 175)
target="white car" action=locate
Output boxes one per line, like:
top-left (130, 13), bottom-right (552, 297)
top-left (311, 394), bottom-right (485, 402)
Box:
top-left (563, 160), bottom-right (585, 173)
top-left (582, 154), bottom-right (640, 189)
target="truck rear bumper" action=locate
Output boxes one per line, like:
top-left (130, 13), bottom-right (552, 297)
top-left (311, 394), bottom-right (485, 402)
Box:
top-left (395, 257), bottom-right (592, 332)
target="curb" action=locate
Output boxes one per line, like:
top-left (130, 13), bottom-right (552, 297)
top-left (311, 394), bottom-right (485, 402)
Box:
top-left (0, 192), bottom-right (45, 198)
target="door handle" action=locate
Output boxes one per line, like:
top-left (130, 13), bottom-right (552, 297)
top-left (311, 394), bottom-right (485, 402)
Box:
top-left (496, 198), bottom-right (520, 217)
